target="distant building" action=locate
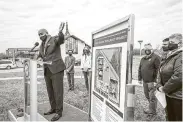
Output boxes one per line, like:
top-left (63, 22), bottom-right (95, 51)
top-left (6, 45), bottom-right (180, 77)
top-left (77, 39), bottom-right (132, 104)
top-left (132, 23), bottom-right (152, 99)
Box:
top-left (61, 22), bottom-right (91, 61)
top-left (6, 48), bottom-right (38, 58)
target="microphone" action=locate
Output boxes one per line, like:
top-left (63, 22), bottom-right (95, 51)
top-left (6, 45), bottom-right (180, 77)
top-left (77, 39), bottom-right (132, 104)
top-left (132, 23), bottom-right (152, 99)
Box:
top-left (30, 42), bottom-right (39, 52)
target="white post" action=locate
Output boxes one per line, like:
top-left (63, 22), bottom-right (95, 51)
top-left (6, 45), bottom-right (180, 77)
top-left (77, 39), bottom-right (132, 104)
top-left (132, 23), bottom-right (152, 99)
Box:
top-left (29, 60), bottom-right (37, 121)
top-left (138, 40), bottom-right (143, 57)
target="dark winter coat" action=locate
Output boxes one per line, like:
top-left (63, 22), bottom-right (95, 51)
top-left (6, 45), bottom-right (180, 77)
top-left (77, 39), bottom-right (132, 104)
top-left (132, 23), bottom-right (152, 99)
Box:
top-left (138, 53), bottom-right (161, 83)
top-left (157, 48), bottom-right (182, 100)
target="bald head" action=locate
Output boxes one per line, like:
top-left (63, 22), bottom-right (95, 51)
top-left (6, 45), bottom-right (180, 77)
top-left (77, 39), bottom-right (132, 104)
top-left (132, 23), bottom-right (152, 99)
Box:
top-left (38, 29), bottom-right (48, 35)
top-left (38, 29), bottom-right (48, 42)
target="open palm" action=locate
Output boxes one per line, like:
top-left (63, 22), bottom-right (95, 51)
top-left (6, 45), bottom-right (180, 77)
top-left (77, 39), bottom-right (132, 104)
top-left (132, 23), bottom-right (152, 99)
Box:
top-left (59, 22), bottom-right (65, 32)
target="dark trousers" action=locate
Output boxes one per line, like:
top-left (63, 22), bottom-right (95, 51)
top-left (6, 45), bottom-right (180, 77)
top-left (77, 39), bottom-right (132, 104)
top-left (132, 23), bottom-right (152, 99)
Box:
top-left (66, 73), bottom-right (74, 90)
top-left (143, 82), bottom-right (157, 114)
top-left (44, 67), bottom-right (64, 115)
top-left (82, 71), bottom-right (91, 91)
top-left (166, 96), bottom-right (182, 121)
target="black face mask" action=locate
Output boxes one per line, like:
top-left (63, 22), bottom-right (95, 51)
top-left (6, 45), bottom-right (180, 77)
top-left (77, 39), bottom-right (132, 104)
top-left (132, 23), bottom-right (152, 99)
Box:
top-left (162, 46), bottom-right (169, 51)
top-left (40, 35), bottom-right (47, 42)
top-left (168, 43), bottom-right (178, 51)
top-left (69, 54), bottom-right (72, 56)
top-left (145, 50), bottom-right (151, 55)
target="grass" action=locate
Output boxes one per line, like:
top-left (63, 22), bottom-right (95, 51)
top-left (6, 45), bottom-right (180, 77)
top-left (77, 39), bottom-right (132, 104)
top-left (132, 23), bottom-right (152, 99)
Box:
top-left (0, 56), bottom-right (166, 121)
top-left (0, 78), bottom-right (89, 121)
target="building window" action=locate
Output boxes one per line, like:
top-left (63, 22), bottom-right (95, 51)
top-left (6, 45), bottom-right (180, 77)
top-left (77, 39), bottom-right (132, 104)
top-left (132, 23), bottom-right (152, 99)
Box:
top-left (66, 37), bottom-right (78, 54)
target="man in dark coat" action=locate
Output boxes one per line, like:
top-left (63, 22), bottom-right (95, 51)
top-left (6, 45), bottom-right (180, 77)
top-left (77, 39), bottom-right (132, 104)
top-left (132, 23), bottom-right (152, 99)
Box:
top-left (65, 50), bottom-right (75, 91)
top-left (37, 22), bottom-right (66, 121)
top-left (138, 43), bottom-right (160, 121)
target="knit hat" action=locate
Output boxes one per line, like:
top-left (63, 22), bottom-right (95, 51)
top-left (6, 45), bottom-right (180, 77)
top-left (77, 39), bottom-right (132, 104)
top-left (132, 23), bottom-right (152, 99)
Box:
top-left (169, 33), bottom-right (182, 44)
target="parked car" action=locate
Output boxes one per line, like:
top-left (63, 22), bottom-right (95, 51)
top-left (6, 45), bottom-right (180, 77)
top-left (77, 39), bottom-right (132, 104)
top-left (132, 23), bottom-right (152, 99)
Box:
top-left (0, 60), bottom-right (17, 69)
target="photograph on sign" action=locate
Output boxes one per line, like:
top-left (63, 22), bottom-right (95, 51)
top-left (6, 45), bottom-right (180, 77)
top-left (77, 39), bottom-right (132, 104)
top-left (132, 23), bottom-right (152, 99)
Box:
top-left (94, 47), bottom-right (122, 107)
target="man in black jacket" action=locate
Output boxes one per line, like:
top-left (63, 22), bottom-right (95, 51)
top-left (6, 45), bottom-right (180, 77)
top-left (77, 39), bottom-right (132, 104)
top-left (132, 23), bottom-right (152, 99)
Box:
top-left (138, 43), bottom-right (160, 121)
top-left (37, 22), bottom-right (66, 121)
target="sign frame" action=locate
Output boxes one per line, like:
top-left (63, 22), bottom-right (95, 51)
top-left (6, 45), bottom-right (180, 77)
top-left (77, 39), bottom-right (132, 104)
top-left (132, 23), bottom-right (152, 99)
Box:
top-left (89, 14), bottom-right (135, 121)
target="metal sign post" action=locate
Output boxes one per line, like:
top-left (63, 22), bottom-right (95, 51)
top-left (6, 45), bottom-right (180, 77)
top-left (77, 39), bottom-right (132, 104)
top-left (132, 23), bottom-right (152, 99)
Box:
top-left (23, 59), bottom-right (38, 121)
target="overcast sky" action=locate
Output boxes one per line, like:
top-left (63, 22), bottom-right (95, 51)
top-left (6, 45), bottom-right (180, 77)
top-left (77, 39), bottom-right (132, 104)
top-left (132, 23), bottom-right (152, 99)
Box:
top-left (0, 0), bottom-right (182, 53)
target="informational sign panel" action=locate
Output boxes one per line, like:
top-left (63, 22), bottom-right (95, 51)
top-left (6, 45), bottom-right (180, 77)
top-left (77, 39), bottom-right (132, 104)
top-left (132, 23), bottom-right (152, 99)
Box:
top-left (90, 14), bottom-right (134, 121)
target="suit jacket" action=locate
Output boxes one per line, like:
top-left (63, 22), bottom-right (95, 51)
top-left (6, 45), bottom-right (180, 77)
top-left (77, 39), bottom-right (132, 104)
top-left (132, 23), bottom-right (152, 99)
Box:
top-left (65, 55), bottom-right (75, 73)
top-left (38, 32), bottom-right (66, 74)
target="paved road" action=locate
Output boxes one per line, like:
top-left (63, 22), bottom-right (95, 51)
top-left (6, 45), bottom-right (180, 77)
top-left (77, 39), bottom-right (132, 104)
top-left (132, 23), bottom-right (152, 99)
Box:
top-left (0, 66), bottom-right (81, 73)
top-left (0, 68), bottom-right (42, 73)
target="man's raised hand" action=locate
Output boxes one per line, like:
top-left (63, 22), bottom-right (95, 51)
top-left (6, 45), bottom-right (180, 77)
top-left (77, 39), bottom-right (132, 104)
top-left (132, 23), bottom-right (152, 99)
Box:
top-left (59, 22), bottom-right (65, 32)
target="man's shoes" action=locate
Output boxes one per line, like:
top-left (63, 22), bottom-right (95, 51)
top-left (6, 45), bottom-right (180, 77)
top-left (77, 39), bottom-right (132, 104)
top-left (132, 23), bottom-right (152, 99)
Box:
top-left (44, 109), bottom-right (56, 115)
top-left (17, 112), bottom-right (24, 117)
top-left (51, 113), bottom-right (62, 121)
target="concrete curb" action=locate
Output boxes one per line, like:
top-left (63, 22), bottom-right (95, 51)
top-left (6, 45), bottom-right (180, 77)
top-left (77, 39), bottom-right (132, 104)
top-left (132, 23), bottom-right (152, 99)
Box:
top-left (8, 110), bottom-right (17, 122)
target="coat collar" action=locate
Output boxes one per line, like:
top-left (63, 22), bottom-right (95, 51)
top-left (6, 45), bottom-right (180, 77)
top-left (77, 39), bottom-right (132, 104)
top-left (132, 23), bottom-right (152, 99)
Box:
top-left (144, 52), bottom-right (154, 59)
top-left (44, 35), bottom-right (51, 55)
top-left (166, 47), bottom-right (182, 59)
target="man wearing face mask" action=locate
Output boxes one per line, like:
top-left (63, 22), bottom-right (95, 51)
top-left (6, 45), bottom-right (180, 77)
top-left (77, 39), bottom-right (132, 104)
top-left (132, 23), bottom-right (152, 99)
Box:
top-left (37, 22), bottom-right (66, 121)
top-left (65, 50), bottom-right (75, 91)
top-left (161, 38), bottom-right (169, 62)
top-left (138, 43), bottom-right (160, 121)
top-left (156, 33), bottom-right (182, 121)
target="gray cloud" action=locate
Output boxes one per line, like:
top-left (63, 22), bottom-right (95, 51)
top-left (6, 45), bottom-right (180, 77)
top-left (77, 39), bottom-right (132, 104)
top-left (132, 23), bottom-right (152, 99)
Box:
top-left (164, 0), bottom-right (182, 7)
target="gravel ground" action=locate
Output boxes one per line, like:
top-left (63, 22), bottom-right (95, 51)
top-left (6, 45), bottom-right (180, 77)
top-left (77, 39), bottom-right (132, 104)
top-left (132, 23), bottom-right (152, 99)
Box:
top-left (135, 86), bottom-right (166, 121)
